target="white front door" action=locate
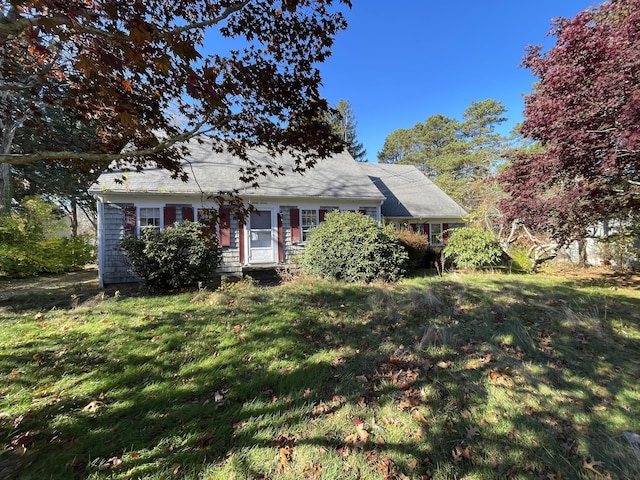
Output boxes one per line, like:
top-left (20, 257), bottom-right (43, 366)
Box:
top-left (248, 209), bottom-right (276, 264)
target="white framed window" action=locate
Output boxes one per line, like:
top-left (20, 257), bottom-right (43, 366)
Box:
top-left (301, 209), bottom-right (318, 242)
top-left (430, 223), bottom-right (443, 245)
top-left (139, 207), bottom-right (161, 233)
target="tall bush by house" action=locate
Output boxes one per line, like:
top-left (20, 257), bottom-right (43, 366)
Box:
top-left (443, 226), bottom-right (503, 270)
top-left (395, 228), bottom-right (429, 270)
top-left (120, 221), bottom-right (222, 290)
top-left (300, 211), bottom-right (408, 283)
top-left (0, 196), bottom-right (95, 278)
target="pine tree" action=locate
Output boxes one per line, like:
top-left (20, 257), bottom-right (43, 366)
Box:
top-left (331, 99), bottom-right (368, 162)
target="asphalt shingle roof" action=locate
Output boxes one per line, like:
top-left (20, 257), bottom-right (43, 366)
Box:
top-left (91, 140), bottom-right (385, 201)
top-left (359, 163), bottom-right (468, 219)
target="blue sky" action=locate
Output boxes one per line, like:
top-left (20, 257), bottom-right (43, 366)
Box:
top-left (318, 1), bottom-right (603, 162)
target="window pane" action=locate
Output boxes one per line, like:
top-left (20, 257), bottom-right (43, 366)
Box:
top-left (250, 211), bottom-right (271, 230)
top-left (139, 208), bottom-right (160, 230)
top-left (301, 209), bottom-right (317, 242)
top-left (250, 230), bottom-right (272, 248)
top-left (430, 223), bottom-right (442, 244)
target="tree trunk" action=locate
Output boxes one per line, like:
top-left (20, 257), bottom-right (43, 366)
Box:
top-left (577, 238), bottom-right (588, 267)
top-left (70, 197), bottom-right (78, 237)
top-left (0, 163), bottom-right (11, 213)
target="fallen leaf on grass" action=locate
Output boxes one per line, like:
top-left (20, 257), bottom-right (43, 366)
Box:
top-left (583, 458), bottom-right (604, 475)
top-left (436, 360), bottom-right (453, 369)
top-left (98, 457), bottom-right (123, 471)
top-left (82, 400), bottom-right (105, 413)
top-left (356, 374), bottom-right (369, 383)
top-left (452, 444), bottom-right (470, 463)
top-left (489, 370), bottom-right (514, 388)
top-left (303, 461), bottom-right (322, 480)
top-left (356, 423), bottom-right (370, 442)
top-left (278, 446), bottom-right (292, 472)
top-left (10, 431), bottom-right (36, 452)
top-left (466, 426), bottom-right (480, 440)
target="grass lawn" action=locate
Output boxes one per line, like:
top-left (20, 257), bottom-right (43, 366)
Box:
top-left (1, 270), bottom-right (639, 479)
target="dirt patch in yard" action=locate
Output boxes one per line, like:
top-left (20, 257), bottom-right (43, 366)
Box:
top-left (0, 266), bottom-right (141, 310)
top-left (543, 265), bottom-right (640, 291)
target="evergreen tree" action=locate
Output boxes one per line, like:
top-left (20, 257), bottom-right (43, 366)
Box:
top-left (377, 99), bottom-right (509, 213)
top-left (330, 99), bottom-right (368, 162)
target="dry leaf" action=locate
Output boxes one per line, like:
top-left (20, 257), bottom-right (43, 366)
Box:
top-left (303, 461), bottom-right (322, 480)
top-left (451, 445), bottom-right (470, 463)
top-left (82, 400), bottom-right (105, 413)
top-left (416, 425), bottom-right (427, 438)
top-left (356, 423), bottom-right (370, 443)
top-left (278, 446), bottom-right (291, 472)
top-left (99, 457), bottom-right (123, 471)
top-left (356, 374), bottom-right (369, 383)
top-left (583, 458), bottom-right (604, 475)
top-left (466, 426), bottom-right (480, 440)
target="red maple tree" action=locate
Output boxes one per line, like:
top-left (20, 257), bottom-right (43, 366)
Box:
top-left (499, 0), bottom-right (640, 242)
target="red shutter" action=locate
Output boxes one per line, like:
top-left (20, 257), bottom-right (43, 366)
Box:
top-left (219, 207), bottom-right (231, 247)
top-left (182, 206), bottom-right (194, 222)
top-left (410, 223), bottom-right (417, 232)
top-left (290, 208), bottom-right (300, 244)
top-left (319, 209), bottom-right (328, 222)
top-left (424, 223), bottom-right (430, 240)
top-left (277, 213), bottom-right (284, 262)
top-left (123, 206), bottom-right (137, 236)
top-left (164, 206), bottom-right (176, 227)
top-left (239, 222), bottom-right (245, 263)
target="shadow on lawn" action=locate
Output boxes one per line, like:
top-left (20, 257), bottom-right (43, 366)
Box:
top-left (0, 273), bottom-right (639, 479)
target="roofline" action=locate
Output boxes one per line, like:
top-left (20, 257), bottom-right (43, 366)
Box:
top-left (91, 190), bottom-right (385, 203)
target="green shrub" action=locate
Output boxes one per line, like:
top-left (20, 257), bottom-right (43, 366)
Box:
top-left (0, 197), bottom-right (95, 278)
top-left (120, 221), bottom-right (222, 290)
top-left (507, 246), bottom-right (534, 273)
top-left (443, 226), bottom-right (503, 270)
top-left (300, 211), bottom-right (408, 283)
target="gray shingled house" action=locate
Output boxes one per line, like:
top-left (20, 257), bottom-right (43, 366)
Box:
top-left (360, 163), bottom-right (468, 244)
top-left (90, 139), bottom-right (466, 286)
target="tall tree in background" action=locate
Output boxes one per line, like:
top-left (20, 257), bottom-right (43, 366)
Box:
top-left (378, 99), bottom-right (508, 214)
top-left (12, 106), bottom-right (104, 236)
top-left (0, 1), bottom-right (351, 211)
top-left (499, 0), bottom-right (640, 243)
top-left (330, 99), bottom-right (367, 161)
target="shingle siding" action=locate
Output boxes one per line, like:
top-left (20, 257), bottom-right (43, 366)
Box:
top-left (103, 203), bottom-right (138, 284)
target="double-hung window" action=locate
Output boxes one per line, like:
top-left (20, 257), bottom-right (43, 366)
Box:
top-left (301, 209), bottom-right (318, 242)
top-left (430, 223), bottom-right (443, 245)
top-left (139, 207), bottom-right (161, 233)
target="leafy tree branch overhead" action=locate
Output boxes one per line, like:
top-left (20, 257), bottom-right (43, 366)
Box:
top-left (0, 0), bottom-right (351, 182)
top-left (498, 0), bottom-right (640, 243)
